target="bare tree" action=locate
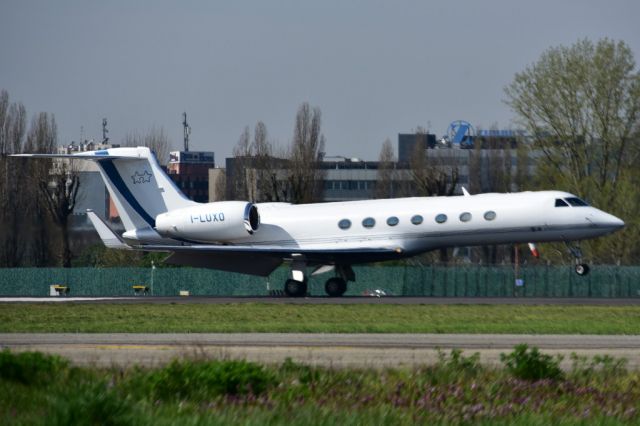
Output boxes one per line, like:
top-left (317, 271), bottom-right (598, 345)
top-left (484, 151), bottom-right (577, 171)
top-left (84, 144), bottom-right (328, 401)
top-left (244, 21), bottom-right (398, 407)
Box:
top-left (122, 126), bottom-right (172, 165)
top-left (287, 103), bottom-right (326, 204)
top-left (210, 169), bottom-right (227, 201)
top-left (0, 90), bottom-right (9, 154)
top-left (0, 91), bottom-right (28, 266)
top-left (39, 161), bottom-right (80, 267)
top-left (408, 130), bottom-right (459, 264)
top-left (22, 113), bottom-right (58, 266)
top-left (25, 113), bottom-right (80, 267)
top-left (230, 126), bottom-right (255, 200)
top-left (375, 138), bottom-right (396, 198)
top-left (252, 121), bottom-right (287, 202)
top-left (410, 144), bottom-right (459, 197)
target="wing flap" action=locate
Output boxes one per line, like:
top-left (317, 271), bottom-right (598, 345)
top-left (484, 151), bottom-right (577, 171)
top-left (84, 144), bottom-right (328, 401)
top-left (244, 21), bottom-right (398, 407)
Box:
top-left (134, 244), bottom-right (401, 255)
top-left (136, 244), bottom-right (404, 269)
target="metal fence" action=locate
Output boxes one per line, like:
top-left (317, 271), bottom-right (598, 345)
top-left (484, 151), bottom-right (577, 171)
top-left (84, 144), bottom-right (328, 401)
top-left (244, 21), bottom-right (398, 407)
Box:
top-left (0, 265), bottom-right (639, 297)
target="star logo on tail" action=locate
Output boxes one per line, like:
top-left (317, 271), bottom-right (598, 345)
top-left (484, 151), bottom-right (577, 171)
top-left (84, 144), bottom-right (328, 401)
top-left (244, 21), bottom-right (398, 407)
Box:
top-left (132, 170), bottom-right (152, 184)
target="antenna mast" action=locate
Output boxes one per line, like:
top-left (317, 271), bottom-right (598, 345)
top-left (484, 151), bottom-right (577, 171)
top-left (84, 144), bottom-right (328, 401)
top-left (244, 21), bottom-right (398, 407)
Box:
top-left (102, 118), bottom-right (109, 143)
top-left (182, 112), bottom-right (191, 152)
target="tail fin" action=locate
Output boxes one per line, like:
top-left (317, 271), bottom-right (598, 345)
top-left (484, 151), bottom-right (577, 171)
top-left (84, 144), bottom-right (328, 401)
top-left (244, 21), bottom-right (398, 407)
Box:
top-left (13, 147), bottom-right (197, 233)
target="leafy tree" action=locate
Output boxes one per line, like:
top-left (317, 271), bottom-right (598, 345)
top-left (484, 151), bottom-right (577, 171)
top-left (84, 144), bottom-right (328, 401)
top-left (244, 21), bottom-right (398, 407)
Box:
top-left (505, 38), bottom-right (640, 263)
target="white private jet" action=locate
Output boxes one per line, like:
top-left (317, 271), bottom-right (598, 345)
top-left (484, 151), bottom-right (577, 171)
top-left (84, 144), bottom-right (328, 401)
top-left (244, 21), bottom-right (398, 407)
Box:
top-left (14, 147), bottom-right (624, 297)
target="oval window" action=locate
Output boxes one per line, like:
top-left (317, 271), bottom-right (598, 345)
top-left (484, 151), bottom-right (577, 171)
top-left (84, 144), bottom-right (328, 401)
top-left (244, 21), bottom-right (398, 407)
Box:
top-left (338, 219), bottom-right (351, 230)
top-left (459, 212), bottom-right (472, 222)
top-left (411, 215), bottom-right (423, 225)
top-left (484, 211), bottom-right (496, 221)
top-left (435, 214), bottom-right (447, 224)
top-left (362, 217), bottom-right (376, 228)
top-left (386, 216), bottom-right (399, 227)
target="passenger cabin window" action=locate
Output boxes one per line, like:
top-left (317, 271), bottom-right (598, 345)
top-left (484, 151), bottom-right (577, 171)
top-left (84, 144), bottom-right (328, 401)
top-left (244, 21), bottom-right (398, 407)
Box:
top-left (459, 212), bottom-right (472, 222)
top-left (484, 211), bottom-right (496, 221)
top-left (386, 216), bottom-right (399, 227)
top-left (362, 217), bottom-right (376, 228)
top-left (411, 215), bottom-right (423, 225)
top-left (555, 199), bottom-right (569, 207)
top-left (566, 197), bottom-right (589, 207)
top-left (338, 219), bottom-right (351, 230)
top-left (435, 214), bottom-right (447, 224)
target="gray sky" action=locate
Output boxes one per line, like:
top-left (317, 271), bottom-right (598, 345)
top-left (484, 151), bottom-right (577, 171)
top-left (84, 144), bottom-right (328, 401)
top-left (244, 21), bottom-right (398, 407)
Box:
top-left (1, 0), bottom-right (638, 162)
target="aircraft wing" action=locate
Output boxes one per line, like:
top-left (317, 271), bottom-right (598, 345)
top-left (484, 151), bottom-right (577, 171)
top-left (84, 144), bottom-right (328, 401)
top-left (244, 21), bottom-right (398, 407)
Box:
top-left (135, 244), bottom-right (404, 277)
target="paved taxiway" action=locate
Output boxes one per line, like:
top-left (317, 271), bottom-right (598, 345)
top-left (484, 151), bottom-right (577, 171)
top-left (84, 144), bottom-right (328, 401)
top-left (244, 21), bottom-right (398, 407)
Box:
top-left (3, 333), bottom-right (639, 369)
top-left (1, 296), bottom-right (640, 305)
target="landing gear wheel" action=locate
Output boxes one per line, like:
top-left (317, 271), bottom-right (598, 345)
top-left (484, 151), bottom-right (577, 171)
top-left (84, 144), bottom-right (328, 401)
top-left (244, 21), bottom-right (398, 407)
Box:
top-left (284, 279), bottom-right (307, 297)
top-left (325, 277), bottom-right (347, 297)
top-left (575, 263), bottom-right (590, 276)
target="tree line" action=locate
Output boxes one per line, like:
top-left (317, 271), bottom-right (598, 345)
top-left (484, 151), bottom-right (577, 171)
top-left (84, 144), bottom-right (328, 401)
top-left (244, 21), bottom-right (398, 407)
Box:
top-left (226, 39), bottom-right (639, 266)
top-left (0, 90), bottom-right (175, 268)
top-left (227, 102), bottom-right (326, 204)
top-left (1, 37), bottom-right (638, 268)
top-left (0, 91), bottom-right (78, 267)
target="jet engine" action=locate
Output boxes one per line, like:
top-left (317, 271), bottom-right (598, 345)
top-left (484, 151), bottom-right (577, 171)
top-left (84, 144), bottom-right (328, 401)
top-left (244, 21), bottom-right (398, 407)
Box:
top-left (155, 201), bottom-right (259, 242)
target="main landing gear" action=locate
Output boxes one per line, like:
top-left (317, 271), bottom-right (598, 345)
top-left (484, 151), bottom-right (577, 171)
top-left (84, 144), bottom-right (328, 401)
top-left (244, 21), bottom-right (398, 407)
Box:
top-left (566, 242), bottom-right (590, 276)
top-left (282, 262), bottom-right (353, 297)
top-left (284, 278), bottom-right (307, 297)
top-left (324, 277), bottom-right (347, 297)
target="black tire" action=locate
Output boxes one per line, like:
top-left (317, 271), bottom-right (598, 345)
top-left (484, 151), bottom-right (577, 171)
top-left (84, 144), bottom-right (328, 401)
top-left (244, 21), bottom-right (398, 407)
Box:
top-left (325, 277), bottom-right (347, 297)
top-left (575, 263), bottom-right (590, 276)
top-left (284, 279), bottom-right (307, 297)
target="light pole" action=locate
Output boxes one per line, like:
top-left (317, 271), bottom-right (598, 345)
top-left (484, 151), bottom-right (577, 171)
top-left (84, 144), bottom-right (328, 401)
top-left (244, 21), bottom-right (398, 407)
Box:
top-left (151, 260), bottom-right (156, 296)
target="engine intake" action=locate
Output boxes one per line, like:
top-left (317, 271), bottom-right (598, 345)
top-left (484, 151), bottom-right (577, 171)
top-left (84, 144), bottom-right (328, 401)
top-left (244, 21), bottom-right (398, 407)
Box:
top-left (155, 201), bottom-right (260, 243)
top-left (244, 203), bottom-right (260, 234)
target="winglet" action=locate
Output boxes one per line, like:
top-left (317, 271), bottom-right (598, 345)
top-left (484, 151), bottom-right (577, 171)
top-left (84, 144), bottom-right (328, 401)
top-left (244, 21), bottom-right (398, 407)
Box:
top-left (86, 209), bottom-right (131, 250)
top-left (462, 187), bottom-right (471, 196)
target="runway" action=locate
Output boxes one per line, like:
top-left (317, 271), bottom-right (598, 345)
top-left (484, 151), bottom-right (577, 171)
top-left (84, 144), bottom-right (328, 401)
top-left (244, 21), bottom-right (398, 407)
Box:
top-left (3, 333), bottom-right (639, 369)
top-left (1, 296), bottom-right (640, 305)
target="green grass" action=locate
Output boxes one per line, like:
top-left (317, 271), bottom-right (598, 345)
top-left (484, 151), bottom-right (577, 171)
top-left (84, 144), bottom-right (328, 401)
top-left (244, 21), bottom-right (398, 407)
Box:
top-left (1, 349), bottom-right (639, 425)
top-left (1, 303), bottom-right (639, 334)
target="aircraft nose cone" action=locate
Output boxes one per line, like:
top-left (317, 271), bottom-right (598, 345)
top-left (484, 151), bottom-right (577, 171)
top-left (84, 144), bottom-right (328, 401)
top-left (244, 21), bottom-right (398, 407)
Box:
top-left (611, 216), bottom-right (625, 229)
top-left (599, 212), bottom-right (625, 230)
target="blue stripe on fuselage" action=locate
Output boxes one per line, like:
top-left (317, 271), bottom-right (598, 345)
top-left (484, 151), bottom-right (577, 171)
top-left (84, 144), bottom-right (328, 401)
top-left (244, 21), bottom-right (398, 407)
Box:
top-left (100, 159), bottom-right (156, 228)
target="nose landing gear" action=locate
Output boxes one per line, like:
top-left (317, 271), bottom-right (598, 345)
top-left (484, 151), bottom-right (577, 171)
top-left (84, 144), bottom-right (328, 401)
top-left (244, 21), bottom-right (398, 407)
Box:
top-left (574, 263), bottom-right (590, 276)
top-left (566, 242), bottom-right (590, 276)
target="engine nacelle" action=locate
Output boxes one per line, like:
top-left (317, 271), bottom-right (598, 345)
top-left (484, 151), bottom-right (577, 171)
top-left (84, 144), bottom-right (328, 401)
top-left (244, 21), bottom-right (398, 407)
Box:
top-left (155, 201), bottom-right (259, 243)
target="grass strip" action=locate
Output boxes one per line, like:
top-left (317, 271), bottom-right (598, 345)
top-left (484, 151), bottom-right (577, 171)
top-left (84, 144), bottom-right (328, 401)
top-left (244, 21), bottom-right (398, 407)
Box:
top-left (0, 303), bottom-right (639, 334)
top-left (1, 349), bottom-right (639, 425)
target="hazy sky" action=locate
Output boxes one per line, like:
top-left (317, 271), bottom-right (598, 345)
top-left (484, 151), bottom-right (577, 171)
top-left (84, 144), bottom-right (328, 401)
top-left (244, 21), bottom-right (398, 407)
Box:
top-left (1, 0), bottom-right (638, 162)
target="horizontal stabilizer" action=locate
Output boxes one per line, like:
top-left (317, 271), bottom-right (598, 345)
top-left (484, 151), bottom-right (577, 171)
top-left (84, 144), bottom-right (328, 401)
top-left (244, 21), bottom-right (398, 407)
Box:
top-left (86, 209), bottom-right (130, 250)
top-left (12, 153), bottom-right (139, 161)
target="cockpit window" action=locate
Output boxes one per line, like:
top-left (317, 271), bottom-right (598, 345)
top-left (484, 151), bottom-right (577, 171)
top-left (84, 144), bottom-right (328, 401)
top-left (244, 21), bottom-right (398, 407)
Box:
top-left (566, 197), bottom-right (589, 207)
top-left (555, 199), bottom-right (569, 207)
